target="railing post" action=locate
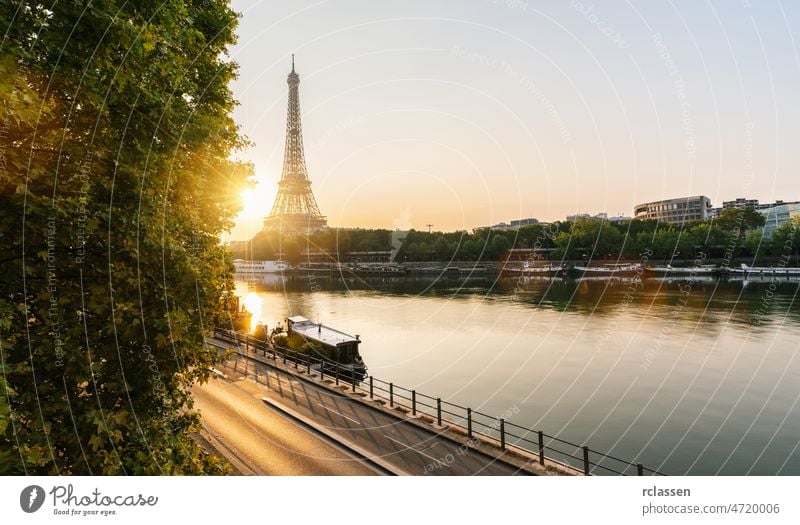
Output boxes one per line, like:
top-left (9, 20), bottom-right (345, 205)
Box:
top-left (436, 398), bottom-right (442, 426)
top-left (352, 373), bottom-right (356, 393)
top-left (637, 463), bottom-right (644, 476)
top-left (538, 431), bottom-right (545, 466)
top-left (369, 376), bottom-right (374, 398)
top-left (500, 419), bottom-right (506, 450)
top-left (412, 390), bottom-right (416, 415)
top-left (335, 363), bottom-right (339, 386)
top-left (583, 446), bottom-right (590, 476)
top-left (467, 408), bottom-right (472, 437)
top-left (320, 361), bottom-right (325, 381)
top-left (294, 355), bottom-right (298, 370)
top-left (389, 383), bottom-right (394, 407)
top-left (283, 353), bottom-right (286, 365)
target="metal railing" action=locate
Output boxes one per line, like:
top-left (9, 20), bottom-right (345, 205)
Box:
top-left (211, 327), bottom-right (666, 476)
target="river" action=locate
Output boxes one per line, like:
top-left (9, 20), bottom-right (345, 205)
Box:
top-left (234, 273), bottom-right (800, 475)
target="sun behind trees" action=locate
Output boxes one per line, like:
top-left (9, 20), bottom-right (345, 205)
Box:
top-left (0, 2), bottom-right (251, 474)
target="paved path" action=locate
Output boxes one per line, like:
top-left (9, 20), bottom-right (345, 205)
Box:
top-left (204, 339), bottom-right (531, 476)
top-left (192, 377), bottom-right (379, 475)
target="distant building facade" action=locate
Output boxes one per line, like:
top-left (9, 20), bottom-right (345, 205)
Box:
top-left (633, 196), bottom-right (712, 224)
top-left (723, 197), bottom-right (759, 209)
top-left (488, 217), bottom-right (539, 231)
top-left (757, 201), bottom-right (800, 237)
top-left (565, 212), bottom-right (631, 223)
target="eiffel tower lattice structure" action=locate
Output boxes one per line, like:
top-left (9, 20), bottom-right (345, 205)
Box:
top-left (263, 56), bottom-right (327, 233)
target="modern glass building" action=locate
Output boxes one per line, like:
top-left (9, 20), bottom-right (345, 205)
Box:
top-left (758, 202), bottom-right (800, 237)
top-left (633, 196), bottom-right (712, 224)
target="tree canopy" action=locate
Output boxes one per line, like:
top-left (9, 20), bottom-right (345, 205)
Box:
top-left (236, 214), bottom-right (795, 265)
top-left (1, 1), bottom-right (250, 474)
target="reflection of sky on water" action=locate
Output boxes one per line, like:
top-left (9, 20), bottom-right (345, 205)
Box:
top-left (233, 275), bottom-right (800, 474)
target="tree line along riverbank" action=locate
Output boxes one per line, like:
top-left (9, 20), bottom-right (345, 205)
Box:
top-left (235, 208), bottom-right (799, 266)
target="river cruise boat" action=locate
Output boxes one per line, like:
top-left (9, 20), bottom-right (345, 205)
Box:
top-left (233, 259), bottom-right (290, 274)
top-left (286, 316), bottom-right (367, 374)
top-left (645, 264), bottom-right (719, 275)
top-left (501, 261), bottom-right (566, 277)
top-left (727, 264), bottom-right (800, 277)
top-left (572, 262), bottom-right (642, 276)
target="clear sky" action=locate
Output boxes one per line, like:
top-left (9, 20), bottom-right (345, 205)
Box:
top-left (225, 0), bottom-right (800, 239)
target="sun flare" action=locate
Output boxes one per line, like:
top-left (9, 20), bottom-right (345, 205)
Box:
top-left (242, 292), bottom-right (262, 332)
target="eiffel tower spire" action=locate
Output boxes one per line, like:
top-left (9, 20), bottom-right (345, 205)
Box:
top-left (263, 56), bottom-right (327, 233)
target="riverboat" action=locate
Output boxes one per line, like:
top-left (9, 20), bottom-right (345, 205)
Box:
top-left (501, 261), bottom-right (566, 277)
top-left (287, 316), bottom-right (367, 374)
top-left (645, 264), bottom-right (719, 275)
top-left (572, 262), bottom-right (642, 276)
top-left (233, 259), bottom-right (290, 274)
top-left (728, 263), bottom-right (800, 277)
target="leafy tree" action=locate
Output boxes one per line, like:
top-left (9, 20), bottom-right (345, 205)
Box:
top-left (1, 1), bottom-right (250, 474)
top-left (433, 236), bottom-right (451, 260)
top-left (554, 219), bottom-right (623, 260)
top-left (687, 223), bottom-right (732, 259)
top-left (744, 229), bottom-right (770, 257)
top-left (417, 241), bottom-right (430, 260)
top-left (771, 216), bottom-right (800, 257)
top-left (713, 207), bottom-right (766, 232)
top-left (488, 234), bottom-right (511, 258)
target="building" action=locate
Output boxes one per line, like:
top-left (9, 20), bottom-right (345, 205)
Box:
top-left (565, 213), bottom-right (591, 222)
top-left (607, 214), bottom-right (632, 223)
top-left (488, 217), bottom-right (539, 231)
top-left (633, 196), bottom-right (712, 224)
top-left (565, 212), bottom-right (631, 223)
top-left (757, 199), bottom-right (799, 210)
top-left (263, 56), bottom-right (327, 233)
top-left (757, 201), bottom-right (800, 237)
top-left (723, 197), bottom-right (759, 209)
top-left (510, 218), bottom-right (539, 228)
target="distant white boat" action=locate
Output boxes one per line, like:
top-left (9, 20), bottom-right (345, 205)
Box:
top-left (233, 259), bottom-right (290, 274)
top-left (501, 262), bottom-right (566, 277)
top-left (573, 263), bottom-right (642, 275)
top-left (645, 264), bottom-right (718, 275)
top-left (729, 263), bottom-right (800, 277)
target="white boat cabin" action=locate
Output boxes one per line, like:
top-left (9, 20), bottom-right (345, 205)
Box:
top-left (286, 316), bottom-right (361, 363)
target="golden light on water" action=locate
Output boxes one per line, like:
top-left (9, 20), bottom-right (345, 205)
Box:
top-left (242, 292), bottom-right (262, 332)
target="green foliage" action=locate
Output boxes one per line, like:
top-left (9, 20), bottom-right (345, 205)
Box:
top-left (235, 214), bottom-right (794, 263)
top-left (1, 1), bottom-right (250, 474)
top-left (713, 207), bottom-right (766, 232)
top-left (275, 334), bottom-right (331, 360)
top-left (553, 219), bottom-right (623, 259)
top-left (771, 216), bottom-right (800, 256)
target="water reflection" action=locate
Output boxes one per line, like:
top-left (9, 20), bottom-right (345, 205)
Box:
top-left (237, 274), bottom-right (800, 331)
top-left (233, 274), bottom-right (800, 474)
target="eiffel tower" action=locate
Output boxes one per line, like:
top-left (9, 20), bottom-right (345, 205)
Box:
top-left (263, 56), bottom-right (327, 233)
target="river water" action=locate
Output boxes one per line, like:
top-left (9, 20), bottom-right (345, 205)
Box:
top-left (234, 273), bottom-right (800, 475)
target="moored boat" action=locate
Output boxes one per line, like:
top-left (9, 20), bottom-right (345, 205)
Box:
top-left (500, 261), bottom-right (566, 277)
top-left (645, 264), bottom-right (719, 275)
top-left (234, 259), bottom-right (290, 274)
top-left (572, 262), bottom-right (642, 276)
top-left (286, 316), bottom-right (367, 374)
top-left (728, 263), bottom-right (800, 277)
